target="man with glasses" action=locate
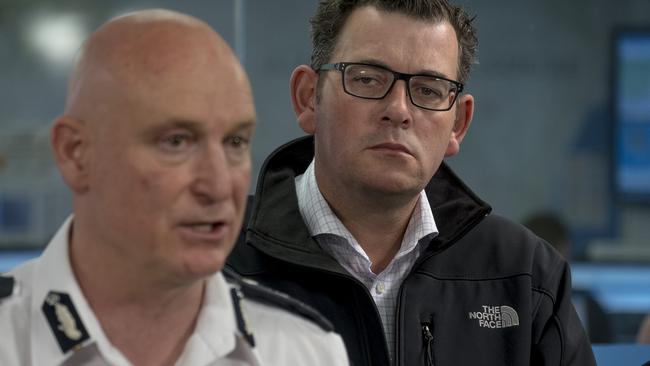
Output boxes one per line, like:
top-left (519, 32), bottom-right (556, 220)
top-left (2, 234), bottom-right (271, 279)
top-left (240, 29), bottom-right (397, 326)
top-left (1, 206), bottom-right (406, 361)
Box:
top-left (227, 0), bottom-right (595, 365)
top-left (318, 62), bottom-right (464, 112)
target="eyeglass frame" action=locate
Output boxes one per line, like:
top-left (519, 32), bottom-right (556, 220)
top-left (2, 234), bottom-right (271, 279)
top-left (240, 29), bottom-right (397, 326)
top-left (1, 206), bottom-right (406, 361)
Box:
top-left (318, 62), bottom-right (464, 111)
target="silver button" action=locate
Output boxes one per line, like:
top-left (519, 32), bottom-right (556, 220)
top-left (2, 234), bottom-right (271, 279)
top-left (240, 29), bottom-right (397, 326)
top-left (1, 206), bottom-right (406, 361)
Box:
top-left (375, 282), bottom-right (385, 294)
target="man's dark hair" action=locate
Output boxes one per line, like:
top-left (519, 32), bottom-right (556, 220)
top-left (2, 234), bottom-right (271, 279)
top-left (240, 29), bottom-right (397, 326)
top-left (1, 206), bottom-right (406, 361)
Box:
top-left (310, 0), bottom-right (478, 84)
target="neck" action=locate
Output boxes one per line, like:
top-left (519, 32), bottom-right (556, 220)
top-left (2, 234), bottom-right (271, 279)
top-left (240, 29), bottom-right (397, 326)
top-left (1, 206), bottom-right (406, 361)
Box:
top-left (320, 184), bottom-right (420, 274)
top-left (69, 222), bottom-right (204, 366)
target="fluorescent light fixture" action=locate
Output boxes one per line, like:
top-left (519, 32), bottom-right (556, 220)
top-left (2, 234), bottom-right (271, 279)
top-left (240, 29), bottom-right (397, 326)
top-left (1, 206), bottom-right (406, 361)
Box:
top-left (25, 11), bottom-right (87, 72)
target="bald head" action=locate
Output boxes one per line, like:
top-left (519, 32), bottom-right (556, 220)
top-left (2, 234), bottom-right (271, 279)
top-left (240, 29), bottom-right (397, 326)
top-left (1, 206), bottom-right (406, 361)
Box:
top-left (51, 9), bottom-right (257, 285)
top-left (53, 8), bottom-right (255, 191)
top-left (66, 9), bottom-right (248, 121)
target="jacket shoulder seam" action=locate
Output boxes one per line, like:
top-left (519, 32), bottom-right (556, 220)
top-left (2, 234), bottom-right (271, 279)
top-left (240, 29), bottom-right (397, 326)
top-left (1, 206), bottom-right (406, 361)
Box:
top-left (532, 286), bottom-right (556, 306)
top-left (222, 267), bottom-right (334, 332)
top-left (553, 314), bottom-right (566, 365)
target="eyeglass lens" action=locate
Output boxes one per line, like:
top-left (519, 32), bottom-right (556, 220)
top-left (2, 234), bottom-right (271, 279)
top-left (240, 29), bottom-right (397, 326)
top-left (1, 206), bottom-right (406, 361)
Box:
top-left (343, 63), bottom-right (459, 110)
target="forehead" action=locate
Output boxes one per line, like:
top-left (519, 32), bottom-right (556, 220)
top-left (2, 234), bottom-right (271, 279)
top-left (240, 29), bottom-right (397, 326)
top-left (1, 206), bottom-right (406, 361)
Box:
top-left (111, 46), bottom-right (254, 133)
top-left (130, 69), bottom-right (255, 133)
top-left (73, 21), bottom-right (256, 135)
top-left (332, 6), bottom-right (459, 78)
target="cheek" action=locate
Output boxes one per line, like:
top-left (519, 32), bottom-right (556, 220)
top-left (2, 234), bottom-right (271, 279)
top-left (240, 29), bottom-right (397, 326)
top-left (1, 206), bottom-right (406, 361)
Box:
top-left (316, 90), bottom-right (361, 134)
top-left (316, 107), bottom-right (361, 153)
top-left (230, 168), bottom-right (251, 236)
top-left (233, 166), bottom-right (251, 202)
top-left (420, 115), bottom-right (455, 142)
top-left (138, 168), bottom-right (165, 191)
top-left (127, 165), bottom-right (181, 211)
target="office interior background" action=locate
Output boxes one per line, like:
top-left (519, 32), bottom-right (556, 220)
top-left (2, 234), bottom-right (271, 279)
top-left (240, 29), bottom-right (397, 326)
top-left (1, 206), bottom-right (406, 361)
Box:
top-left (0, 0), bottom-right (649, 345)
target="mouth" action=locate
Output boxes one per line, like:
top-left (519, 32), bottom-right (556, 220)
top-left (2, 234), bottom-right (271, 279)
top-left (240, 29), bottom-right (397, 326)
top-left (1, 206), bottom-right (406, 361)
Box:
top-left (178, 221), bottom-right (229, 242)
top-left (189, 223), bottom-right (221, 232)
top-left (369, 142), bottom-right (412, 156)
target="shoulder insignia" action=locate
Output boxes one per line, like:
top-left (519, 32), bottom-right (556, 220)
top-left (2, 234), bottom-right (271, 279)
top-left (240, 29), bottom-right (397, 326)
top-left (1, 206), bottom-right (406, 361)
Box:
top-left (0, 276), bottom-right (14, 300)
top-left (223, 267), bottom-right (334, 332)
top-left (41, 291), bottom-right (90, 354)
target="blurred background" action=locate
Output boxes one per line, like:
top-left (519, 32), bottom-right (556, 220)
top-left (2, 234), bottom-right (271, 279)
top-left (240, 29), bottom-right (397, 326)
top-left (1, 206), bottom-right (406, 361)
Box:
top-left (0, 0), bottom-right (649, 345)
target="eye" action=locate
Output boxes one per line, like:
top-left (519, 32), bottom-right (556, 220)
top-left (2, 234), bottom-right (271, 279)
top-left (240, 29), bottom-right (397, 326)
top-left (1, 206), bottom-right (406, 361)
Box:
top-left (225, 134), bottom-right (251, 151)
top-left (419, 87), bottom-right (436, 96)
top-left (413, 84), bottom-right (444, 99)
top-left (159, 132), bottom-right (195, 152)
top-left (223, 134), bottom-right (251, 164)
top-left (355, 76), bottom-right (377, 85)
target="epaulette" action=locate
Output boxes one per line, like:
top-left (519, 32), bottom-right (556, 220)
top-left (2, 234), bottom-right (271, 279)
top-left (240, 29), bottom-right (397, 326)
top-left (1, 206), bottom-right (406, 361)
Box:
top-left (42, 291), bottom-right (90, 353)
top-left (0, 276), bottom-right (15, 300)
top-left (222, 267), bottom-right (334, 333)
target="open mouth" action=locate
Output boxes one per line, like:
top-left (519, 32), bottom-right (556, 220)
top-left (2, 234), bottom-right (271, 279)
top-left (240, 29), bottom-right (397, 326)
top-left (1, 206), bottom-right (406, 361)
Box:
top-left (189, 223), bottom-right (219, 233)
top-left (179, 221), bottom-right (229, 241)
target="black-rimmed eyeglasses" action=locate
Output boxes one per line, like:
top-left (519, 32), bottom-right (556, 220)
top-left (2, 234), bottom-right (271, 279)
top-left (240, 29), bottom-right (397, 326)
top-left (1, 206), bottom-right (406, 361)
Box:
top-left (318, 62), bottom-right (464, 111)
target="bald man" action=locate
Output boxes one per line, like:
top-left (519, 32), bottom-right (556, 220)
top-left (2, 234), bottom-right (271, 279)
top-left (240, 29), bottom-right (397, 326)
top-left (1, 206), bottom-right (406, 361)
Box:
top-left (0, 9), bottom-right (348, 366)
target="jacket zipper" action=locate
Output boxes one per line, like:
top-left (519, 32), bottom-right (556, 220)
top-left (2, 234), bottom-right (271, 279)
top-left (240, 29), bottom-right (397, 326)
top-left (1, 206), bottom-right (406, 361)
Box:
top-left (422, 323), bottom-right (435, 366)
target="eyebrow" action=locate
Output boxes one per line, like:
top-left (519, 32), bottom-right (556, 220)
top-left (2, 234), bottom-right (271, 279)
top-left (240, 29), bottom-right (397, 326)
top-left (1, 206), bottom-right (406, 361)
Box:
top-left (141, 119), bottom-right (204, 139)
top-left (356, 58), bottom-right (452, 79)
top-left (143, 118), bottom-right (256, 138)
top-left (159, 119), bottom-right (203, 130)
top-left (227, 119), bottom-right (256, 135)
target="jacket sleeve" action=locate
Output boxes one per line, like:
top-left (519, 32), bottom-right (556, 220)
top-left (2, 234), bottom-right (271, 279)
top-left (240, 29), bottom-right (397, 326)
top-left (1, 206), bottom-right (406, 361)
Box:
top-left (531, 250), bottom-right (596, 366)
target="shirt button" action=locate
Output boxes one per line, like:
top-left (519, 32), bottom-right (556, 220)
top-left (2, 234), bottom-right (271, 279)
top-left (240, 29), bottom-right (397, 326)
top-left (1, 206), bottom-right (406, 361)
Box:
top-left (375, 282), bottom-right (385, 294)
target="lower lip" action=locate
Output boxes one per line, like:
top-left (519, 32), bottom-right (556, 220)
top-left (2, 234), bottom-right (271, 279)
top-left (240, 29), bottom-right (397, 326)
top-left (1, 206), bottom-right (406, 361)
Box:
top-left (369, 146), bottom-right (411, 157)
top-left (178, 224), bottom-right (229, 243)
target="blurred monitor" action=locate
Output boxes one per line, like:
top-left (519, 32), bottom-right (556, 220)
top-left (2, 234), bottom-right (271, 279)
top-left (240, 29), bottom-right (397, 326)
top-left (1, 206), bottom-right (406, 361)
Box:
top-left (572, 262), bottom-right (650, 342)
top-left (572, 263), bottom-right (650, 313)
top-left (613, 28), bottom-right (650, 202)
top-left (592, 344), bottom-right (650, 365)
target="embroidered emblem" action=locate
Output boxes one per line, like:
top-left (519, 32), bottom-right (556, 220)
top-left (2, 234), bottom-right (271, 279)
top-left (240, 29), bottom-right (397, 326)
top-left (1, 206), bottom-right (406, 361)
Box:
top-left (42, 291), bottom-right (90, 353)
top-left (54, 301), bottom-right (83, 340)
top-left (468, 305), bottom-right (520, 329)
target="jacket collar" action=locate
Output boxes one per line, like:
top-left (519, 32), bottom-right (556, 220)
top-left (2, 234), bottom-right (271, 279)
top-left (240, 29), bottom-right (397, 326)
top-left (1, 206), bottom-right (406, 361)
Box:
top-left (246, 136), bottom-right (490, 267)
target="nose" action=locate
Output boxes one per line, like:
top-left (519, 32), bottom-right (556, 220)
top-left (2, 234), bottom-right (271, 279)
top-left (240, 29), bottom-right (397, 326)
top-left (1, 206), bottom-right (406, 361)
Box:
top-left (190, 144), bottom-right (233, 205)
top-left (381, 80), bottom-right (412, 128)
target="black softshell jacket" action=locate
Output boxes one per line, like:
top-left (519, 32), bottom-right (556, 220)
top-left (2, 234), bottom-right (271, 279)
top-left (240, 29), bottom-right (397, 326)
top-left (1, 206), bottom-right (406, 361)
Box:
top-left (227, 137), bottom-right (596, 366)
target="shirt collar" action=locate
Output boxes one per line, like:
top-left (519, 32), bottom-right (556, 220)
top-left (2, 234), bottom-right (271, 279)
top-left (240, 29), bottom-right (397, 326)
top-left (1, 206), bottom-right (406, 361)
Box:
top-left (175, 271), bottom-right (243, 364)
top-left (30, 217), bottom-right (248, 366)
top-left (295, 159), bottom-right (356, 242)
top-left (30, 216), bottom-right (132, 366)
top-left (295, 159), bottom-right (438, 259)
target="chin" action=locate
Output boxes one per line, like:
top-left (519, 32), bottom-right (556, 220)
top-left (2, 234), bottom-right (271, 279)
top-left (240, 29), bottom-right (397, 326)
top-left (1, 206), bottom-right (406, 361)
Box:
top-left (181, 252), bottom-right (228, 279)
top-left (363, 172), bottom-right (422, 195)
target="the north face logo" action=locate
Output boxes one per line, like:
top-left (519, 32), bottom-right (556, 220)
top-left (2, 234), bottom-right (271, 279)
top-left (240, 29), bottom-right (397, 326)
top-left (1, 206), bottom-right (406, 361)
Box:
top-left (468, 305), bottom-right (519, 329)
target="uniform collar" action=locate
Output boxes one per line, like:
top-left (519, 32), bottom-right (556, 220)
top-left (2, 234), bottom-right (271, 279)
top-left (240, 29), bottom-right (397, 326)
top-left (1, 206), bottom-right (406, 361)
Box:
top-left (176, 271), bottom-right (251, 364)
top-left (30, 217), bottom-right (255, 366)
top-left (30, 215), bottom-right (131, 365)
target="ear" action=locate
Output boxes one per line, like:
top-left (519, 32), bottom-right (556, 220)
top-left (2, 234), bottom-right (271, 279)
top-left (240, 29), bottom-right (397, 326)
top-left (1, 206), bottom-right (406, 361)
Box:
top-left (51, 116), bottom-right (90, 193)
top-left (445, 94), bottom-right (474, 157)
top-left (290, 64), bottom-right (318, 134)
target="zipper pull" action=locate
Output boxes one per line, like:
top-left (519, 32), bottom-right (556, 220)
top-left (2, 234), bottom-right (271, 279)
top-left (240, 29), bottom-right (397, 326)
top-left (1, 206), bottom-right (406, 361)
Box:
top-left (422, 324), bottom-right (434, 366)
